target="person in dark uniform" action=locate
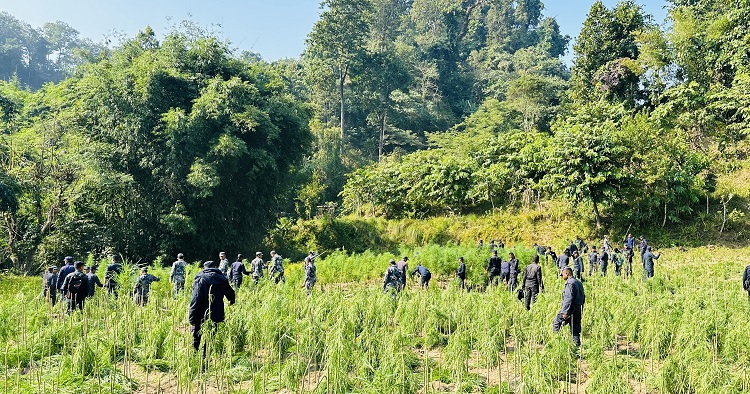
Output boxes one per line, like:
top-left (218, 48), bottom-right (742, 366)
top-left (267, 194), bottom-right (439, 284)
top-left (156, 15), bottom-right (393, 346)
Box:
top-left (57, 256), bottom-right (75, 296)
top-left (411, 264), bottom-right (432, 289)
top-left (229, 254), bottom-right (250, 288)
top-left (571, 251), bottom-right (583, 280)
top-left (552, 267), bottom-right (585, 346)
top-left (104, 255), bottom-right (124, 297)
top-left (743, 264), bottom-right (750, 306)
top-left (599, 249), bottom-right (609, 276)
top-left (85, 266), bottom-right (104, 298)
top-left (499, 256), bottom-right (510, 286)
top-left (574, 236), bottom-right (588, 254)
top-left (383, 259), bottom-right (402, 294)
top-left (557, 249), bottom-right (570, 276)
top-left (132, 267), bottom-right (160, 306)
top-left (638, 236), bottom-right (648, 266)
top-left (456, 257), bottom-right (466, 290)
top-left (623, 244), bottom-right (634, 279)
top-left (487, 251), bottom-right (502, 286)
top-left (587, 247), bottom-right (599, 276)
top-left (189, 261), bottom-right (236, 352)
top-left (42, 266), bottom-right (58, 306)
top-left (507, 253), bottom-right (519, 291)
top-left (545, 247), bottom-right (557, 265)
top-left (61, 261), bottom-right (89, 314)
top-left (522, 255), bottom-right (544, 310)
top-left (642, 246), bottom-right (660, 280)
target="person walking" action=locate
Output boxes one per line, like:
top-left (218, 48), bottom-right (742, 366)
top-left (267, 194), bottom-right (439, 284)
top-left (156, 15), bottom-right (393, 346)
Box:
top-left (61, 261), bottom-right (89, 314)
top-left (642, 246), bottom-right (660, 280)
top-left (303, 257), bottom-right (317, 295)
top-left (229, 254), bottom-right (251, 288)
top-left (85, 266), bottom-right (104, 298)
top-left (587, 247), bottom-right (599, 276)
top-left (552, 267), bottom-right (585, 347)
top-left (743, 263), bottom-right (750, 306)
top-left (383, 259), bottom-right (402, 294)
top-left (189, 261), bottom-right (235, 352)
top-left (218, 252), bottom-right (230, 277)
top-left (57, 256), bottom-right (75, 297)
top-left (522, 255), bottom-right (544, 310)
top-left (251, 252), bottom-right (265, 285)
top-left (508, 253), bottom-right (519, 291)
top-left (571, 251), bottom-right (583, 280)
top-left (557, 249), bottom-right (570, 276)
top-left (268, 251), bottom-right (285, 284)
top-left (487, 251), bottom-right (502, 287)
top-left (170, 253), bottom-right (188, 295)
top-left (42, 266), bottom-right (58, 306)
top-left (456, 257), bottom-right (467, 290)
top-left (132, 267), bottom-right (160, 306)
top-left (104, 255), bottom-right (124, 297)
top-left (623, 245), bottom-right (634, 279)
top-left (396, 256), bottom-right (409, 290)
top-left (599, 249), bottom-right (610, 276)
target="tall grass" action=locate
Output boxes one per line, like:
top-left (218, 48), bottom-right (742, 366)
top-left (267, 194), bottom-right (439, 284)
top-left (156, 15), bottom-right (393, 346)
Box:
top-left (0, 245), bottom-right (749, 392)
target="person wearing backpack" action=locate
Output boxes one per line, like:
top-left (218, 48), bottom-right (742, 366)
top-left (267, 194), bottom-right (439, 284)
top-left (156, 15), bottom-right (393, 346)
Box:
top-left (742, 264), bottom-right (750, 306)
top-left (170, 253), bottom-right (188, 295)
top-left (383, 259), bottom-right (402, 294)
top-left (61, 261), bottom-right (89, 314)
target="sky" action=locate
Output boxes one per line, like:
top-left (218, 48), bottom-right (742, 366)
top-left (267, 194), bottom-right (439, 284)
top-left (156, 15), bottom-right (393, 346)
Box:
top-left (0, 0), bottom-right (669, 64)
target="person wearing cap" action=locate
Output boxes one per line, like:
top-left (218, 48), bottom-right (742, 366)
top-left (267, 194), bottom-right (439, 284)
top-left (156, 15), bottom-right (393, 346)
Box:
top-left (383, 259), bottom-right (402, 293)
top-left (410, 264), bottom-right (432, 289)
top-left (85, 266), bottom-right (104, 298)
top-left (61, 261), bottom-right (89, 314)
top-left (268, 250), bottom-right (285, 284)
top-left (42, 266), bottom-right (58, 306)
top-left (218, 252), bottom-right (230, 277)
top-left (229, 254), bottom-right (251, 288)
top-left (189, 260), bottom-right (235, 352)
top-left (104, 255), bottom-right (124, 297)
top-left (642, 246), bottom-right (660, 280)
top-left (638, 236), bottom-right (648, 266)
top-left (456, 257), bottom-right (467, 290)
top-left (302, 256), bottom-right (317, 295)
top-left (557, 249), bottom-right (571, 276)
top-left (552, 267), bottom-right (585, 347)
top-left (250, 252), bottom-right (265, 285)
top-left (132, 267), bottom-right (160, 306)
top-left (57, 256), bottom-right (75, 295)
top-left (587, 247), bottom-right (599, 277)
top-left (396, 256), bottom-right (409, 290)
top-left (170, 253), bottom-right (188, 295)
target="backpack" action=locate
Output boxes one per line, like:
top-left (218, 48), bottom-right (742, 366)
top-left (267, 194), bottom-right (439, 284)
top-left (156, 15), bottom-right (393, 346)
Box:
top-left (67, 272), bottom-right (84, 298)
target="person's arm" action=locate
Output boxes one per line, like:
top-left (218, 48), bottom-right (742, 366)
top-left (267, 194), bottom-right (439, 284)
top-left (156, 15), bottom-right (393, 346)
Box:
top-left (537, 267), bottom-right (544, 292)
top-left (411, 267), bottom-right (418, 276)
top-left (561, 282), bottom-right (573, 317)
top-left (152, 274), bottom-right (160, 282)
top-left (169, 263), bottom-right (175, 282)
top-left (224, 280), bottom-right (236, 305)
top-left (95, 275), bottom-right (103, 288)
top-left (383, 270), bottom-right (389, 290)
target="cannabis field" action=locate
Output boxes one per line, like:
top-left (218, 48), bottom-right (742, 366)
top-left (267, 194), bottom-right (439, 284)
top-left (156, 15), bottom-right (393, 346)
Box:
top-left (1, 244), bottom-right (749, 393)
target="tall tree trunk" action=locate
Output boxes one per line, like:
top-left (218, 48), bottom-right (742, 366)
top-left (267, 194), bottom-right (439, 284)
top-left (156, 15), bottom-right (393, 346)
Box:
top-left (662, 201), bottom-right (667, 227)
top-left (378, 111), bottom-right (386, 161)
top-left (338, 64), bottom-right (348, 156)
top-left (592, 199), bottom-right (602, 229)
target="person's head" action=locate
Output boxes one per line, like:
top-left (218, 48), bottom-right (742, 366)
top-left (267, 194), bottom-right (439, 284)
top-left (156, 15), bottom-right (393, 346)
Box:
top-left (389, 259), bottom-right (396, 265)
top-left (604, 235), bottom-right (608, 239)
top-left (74, 261), bottom-right (85, 271)
top-left (493, 250), bottom-right (498, 256)
top-left (219, 252), bottom-right (226, 259)
top-left (592, 246), bottom-right (597, 251)
top-left (628, 233), bottom-right (632, 238)
top-left (309, 251), bottom-right (315, 256)
top-left (64, 256), bottom-right (74, 265)
top-left (204, 260), bottom-right (217, 268)
top-left (90, 266), bottom-right (97, 273)
top-left (236, 254), bottom-right (243, 262)
top-left (564, 248), bottom-right (570, 255)
top-left (647, 246), bottom-right (652, 251)
top-left (458, 256), bottom-right (464, 263)
top-left (177, 253), bottom-right (184, 260)
top-left (573, 250), bottom-right (579, 257)
top-left (304, 256), bottom-right (311, 265)
top-left (111, 254), bottom-right (121, 263)
top-left (140, 266), bottom-right (148, 274)
top-left (509, 252), bottom-right (515, 259)
top-left (403, 256), bottom-right (408, 261)
top-left (561, 267), bottom-right (573, 279)
top-left (532, 255), bottom-right (539, 264)
top-left (52, 266), bottom-right (58, 273)
top-left (490, 240), bottom-right (495, 244)
top-left (256, 252), bottom-right (262, 258)
top-left (270, 250), bottom-right (277, 256)
top-left (479, 239), bottom-right (483, 243)
top-left (639, 235), bottom-right (644, 240)
top-left (47, 266), bottom-right (55, 272)
top-left (85, 266), bottom-right (91, 273)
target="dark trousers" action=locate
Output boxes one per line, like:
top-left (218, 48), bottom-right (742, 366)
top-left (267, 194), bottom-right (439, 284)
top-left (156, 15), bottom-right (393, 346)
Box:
top-left (588, 263), bottom-right (598, 276)
top-left (43, 288), bottom-right (57, 306)
top-left (573, 267), bottom-right (582, 280)
top-left (644, 265), bottom-right (654, 280)
top-left (231, 277), bottom-right (243, 289)
top-left (67, 292), bottom-right (85, 314)
top-left (553, 305), bottom-right (583, 346)
top-left (625, 256), bottom-right (633, 278)
top-left (600, 263), bottom-right (608, 276)
top-left (419, 273), bottom-right (431, 288)
top-left (524, 286), bottom-right (539, 310)
top-left (508, 274), bottom-right (517, 291)
top-left (488, 271), bottom-right (501, 287)
top-left (457, 276), bottom-right (466, 290)
top-left (193, 320), bottom-right (217, 353)
top-left (105, 282), bottom-right (119, 298)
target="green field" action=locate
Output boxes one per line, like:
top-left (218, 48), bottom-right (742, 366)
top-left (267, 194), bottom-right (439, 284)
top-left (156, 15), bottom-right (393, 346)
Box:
top-left (1, 244), bottom-right (749, 393)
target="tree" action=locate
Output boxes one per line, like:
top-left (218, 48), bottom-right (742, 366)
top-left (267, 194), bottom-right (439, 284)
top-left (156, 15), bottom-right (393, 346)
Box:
top-left (305, 0), bottom-right (371, 154)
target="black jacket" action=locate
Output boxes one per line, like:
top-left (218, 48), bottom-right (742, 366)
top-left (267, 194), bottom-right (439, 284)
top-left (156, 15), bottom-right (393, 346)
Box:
top-left (188, 268), bottom-right (236, 325)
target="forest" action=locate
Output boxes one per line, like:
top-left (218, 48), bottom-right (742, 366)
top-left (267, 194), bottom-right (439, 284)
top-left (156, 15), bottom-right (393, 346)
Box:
top-left (1, 0), bottom-right (750, 273)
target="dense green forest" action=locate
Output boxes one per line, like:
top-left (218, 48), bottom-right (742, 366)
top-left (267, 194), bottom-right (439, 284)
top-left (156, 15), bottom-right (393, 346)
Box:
top-left (1, 0), bottom-right (749, 273)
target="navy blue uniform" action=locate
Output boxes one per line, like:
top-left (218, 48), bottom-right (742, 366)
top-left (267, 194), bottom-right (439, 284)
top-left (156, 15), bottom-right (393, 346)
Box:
top-left (411, 265), bottom-right (432, 288)
top-left (229, 261), bottom-right (250, 288)
top-left (189, 267), bottom-right (236, 351)
top-left (553, 277), bottom-right (585, 346)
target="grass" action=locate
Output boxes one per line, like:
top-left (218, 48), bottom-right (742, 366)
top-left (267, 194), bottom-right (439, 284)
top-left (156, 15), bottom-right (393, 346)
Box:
top-left (0, 244), bottom-right (749, 393)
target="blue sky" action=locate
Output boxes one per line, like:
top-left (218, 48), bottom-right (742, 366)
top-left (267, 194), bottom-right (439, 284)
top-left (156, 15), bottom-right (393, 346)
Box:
top-left (0, 0), bottom-right (668, 64)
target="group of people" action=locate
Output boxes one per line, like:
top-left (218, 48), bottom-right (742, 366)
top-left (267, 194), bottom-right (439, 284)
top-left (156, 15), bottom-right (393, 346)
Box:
top-left (383, 256), bottom-right (433, 292)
